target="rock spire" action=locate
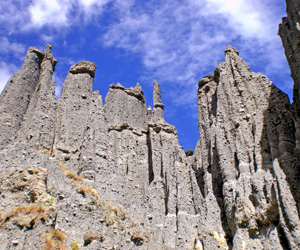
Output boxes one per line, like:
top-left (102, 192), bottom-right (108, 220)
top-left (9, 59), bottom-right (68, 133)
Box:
top-left (0, 1), bottom-right (300, 248)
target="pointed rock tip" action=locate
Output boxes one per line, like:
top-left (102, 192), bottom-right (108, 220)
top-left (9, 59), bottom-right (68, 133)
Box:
top-left (44, 44), bottom-right (52, 54)
top-left (27, 46), bottom-right (44, 56)
top-left (198, 76), bottom-right (213, 88)
top-left (69, 61), bottom-right (97, 78)
top-left (153, 80), bottom-right (163, 106)
top-left (116, 82), bottom-right (124, 88)
top-left (135, 82), bottom-right (142, 90)
top-left (109, 82), bottom-right (125, 90)
top-left (224, 45), bottom-right (239, 55)
top-left (44, 44), bottom-right (57, 68)
top-left (153, 80), bottom-right (161, 92)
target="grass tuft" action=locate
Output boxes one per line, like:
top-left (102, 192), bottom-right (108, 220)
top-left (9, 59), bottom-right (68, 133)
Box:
top-left (59, 161), bottom-right (83, 182)
top-left (78, 186), bottom-right (98, 198)
top-left (83, 232), bottom-right (104, 246)
top-left (42, 229), bottom-right (67, 250)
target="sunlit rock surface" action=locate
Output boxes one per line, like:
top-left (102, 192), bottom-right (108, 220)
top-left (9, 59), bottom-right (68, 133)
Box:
top-left (0, 1), bottom-right (300, 249)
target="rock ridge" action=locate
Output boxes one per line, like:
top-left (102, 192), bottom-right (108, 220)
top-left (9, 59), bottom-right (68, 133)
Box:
top-left (0, 1), bottom-right (300, 249)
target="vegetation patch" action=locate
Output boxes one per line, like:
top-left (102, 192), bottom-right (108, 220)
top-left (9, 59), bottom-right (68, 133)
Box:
top-left (129, 229), bottom-right (148, 246)
top-left (59, 161), bottom-right (83, 182)
top-left (43, 229), bottom-right (67, 250)
top-left (78, 186), bottom-right (98, 198)
top-left (71, 240), bottom-right (81, 250)
top-left (83, 232), bottom-right (105, 246)
top-left (0, 205), bottom-right (48, 229)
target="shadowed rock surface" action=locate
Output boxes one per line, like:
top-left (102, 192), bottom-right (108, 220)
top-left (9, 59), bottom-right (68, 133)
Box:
top-left (0, 1), bottom-right (300, 249)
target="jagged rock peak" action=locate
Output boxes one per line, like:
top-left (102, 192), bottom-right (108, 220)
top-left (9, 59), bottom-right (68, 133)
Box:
top-left (224, 44), bottom-right (239, 55)
top-left (69, 61), bottom-right (97, 78)
top-left (198, 76), bottom-right (214, 88)
top-left (109, 82), bottom-right (125, 90)
top-left (135, 82), bottom-right (142, 90)
top-left (153, 80), bottom-right (164, 122)
top-left (0, 45), bottom-right (46, 146)
top-left (196, 39), bottom-right (300, 249)
top-left (153, 80), bottom-right (163, 107)
top-left (43, 44), bottom-right (57, 69)
top-left (279, 0), bottom-right (300, 113)
top-left (26, 46), bottom-right (44, 57)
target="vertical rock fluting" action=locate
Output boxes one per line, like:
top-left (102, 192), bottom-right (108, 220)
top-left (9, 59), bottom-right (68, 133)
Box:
top-left (55, 61), bottom-right (97, 152)
top-left (196, 45), bottom-right (300, 249)
top-left (153, 80), bottom-right (165, 122)
top-left (0, 51), bottom-right (202, 249)
top-left (0, 46), bottom-right (44, 146)
top-left (279, 0), bottom-right (300, 113)
top-left (279, 0), bottom-right (300, 155)
top-left (20, 45), bottom-right (57, 149)
top-left (1, 1), bottom-right (300, 246)
top-left (103, 81), bottom-right (202, 249)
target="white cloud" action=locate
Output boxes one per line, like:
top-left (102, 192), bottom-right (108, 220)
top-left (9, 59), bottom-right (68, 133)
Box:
top-left (203, 0), bottom-right (266, 38)
top-left (40, 34), bottom-right (54, 43)
top-left (27, 0), bottom-right (114, 29)
top-left (0, 62), bottom-right (19, 93)
top-left (79, 0), bottom-right (110, 8)
top-left (0, 0), bottom-right (113, 32)
top-left (0, 1), bottom-right (30, 34)
top-left (0, 38), bottom-right (26, 57)
top-left (0, 0), bottom-right (291, 105)
top-left (101, 0), bottom-right (289, 106)
top-left (29, 0), bottom-right (71, 28)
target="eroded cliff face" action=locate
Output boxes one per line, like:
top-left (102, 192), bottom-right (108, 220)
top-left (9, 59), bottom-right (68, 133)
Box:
top-left (279, 0), bottom-right (300, 113)
top-left (0, 1), bottom-right (300, 249)
top-left (0, 45), bottom-right (202, 249)
top-left (195, 45), bottom-right (300, 249)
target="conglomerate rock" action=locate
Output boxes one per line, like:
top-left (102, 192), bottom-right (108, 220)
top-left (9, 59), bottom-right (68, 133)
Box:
top-left (0, 45), bottom-right (201, 249)
top-left (279, 0), bottom-right (300, 155)
top-left (195, 45), bottom-right (300, 250)
top-left (0, 1), bottom-right (300, 249)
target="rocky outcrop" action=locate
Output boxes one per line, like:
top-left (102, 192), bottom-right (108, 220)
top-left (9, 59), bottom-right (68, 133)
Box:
top-left (0, 46), bottom-right (201, 249)
top-left (279, 0), bottom-right (300, 158)
top-left (195, 45), bottom-right (300, 249)
top-left (279, 0), bottom-right (300, 113)
top-left (0, 46), bottom-right (45, 146)
top-left (0, 1), bottom-right (300, 249)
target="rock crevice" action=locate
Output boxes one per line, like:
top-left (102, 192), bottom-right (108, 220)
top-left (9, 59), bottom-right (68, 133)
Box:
top-left (0, 1), bottom-right (300, 249)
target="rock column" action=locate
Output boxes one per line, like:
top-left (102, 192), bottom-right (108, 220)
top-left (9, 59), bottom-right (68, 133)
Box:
top-left (153, 81), bottom-right (164, 122)
top-left (0, 47), bottom-right (44, 146)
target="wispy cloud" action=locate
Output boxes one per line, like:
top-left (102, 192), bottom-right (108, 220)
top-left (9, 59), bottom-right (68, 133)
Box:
top-left (0, 38), bottom-right (26, 57)
top-left (0, 1), bottom-right (30, 34)
top-left (101, 0), bottom-right (289, 107)
top-left (28, 0), bottom-right (71, 29)
top-left (0, 0), bottom-right (291, 150)
top-left (0, 0), bottom-right (291, 106)
top-left (0, 0), bottom-right (113, 32)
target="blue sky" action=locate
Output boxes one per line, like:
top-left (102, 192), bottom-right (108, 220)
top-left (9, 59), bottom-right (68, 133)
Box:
top-left (0, 0), bottom-right (291, 151)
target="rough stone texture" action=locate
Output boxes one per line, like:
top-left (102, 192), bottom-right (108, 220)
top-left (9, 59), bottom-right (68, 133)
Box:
top-left (195, 45), bottom-right (300, 249)
top-left (0, 46), bottom-right (44, 147)
top-left (0, 2), bottom-right (300, 249)
top-left (279, 0), bottom-right (300, 155)
top-left (20, 44), bottom-right (57, 150)
top-left (0, 59), bottom-right (201, 249)
top-left (279, 0), bottom-right (300, 112)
